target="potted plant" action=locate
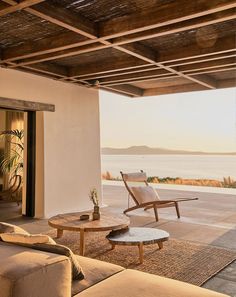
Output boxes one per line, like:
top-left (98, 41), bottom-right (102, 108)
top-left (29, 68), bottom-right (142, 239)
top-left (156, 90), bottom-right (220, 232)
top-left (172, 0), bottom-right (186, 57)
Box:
top-left (89, 188), bottom-right (100, 220)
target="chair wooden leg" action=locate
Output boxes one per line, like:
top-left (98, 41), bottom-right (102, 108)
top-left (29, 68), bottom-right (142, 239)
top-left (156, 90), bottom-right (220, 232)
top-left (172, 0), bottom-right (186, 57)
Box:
top-left (144, 205), bottom-right (153, 211)
top-left (153, 205), bottom-right (159, 222)
top-left (175, 202), bottom-right (180, 218)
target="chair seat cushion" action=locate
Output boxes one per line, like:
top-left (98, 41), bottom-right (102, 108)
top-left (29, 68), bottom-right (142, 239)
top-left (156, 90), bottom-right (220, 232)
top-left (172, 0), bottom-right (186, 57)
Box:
top-left (75, 269), bottom-right (229, 297)
top-left (72, 256), bottom-right (124, 296)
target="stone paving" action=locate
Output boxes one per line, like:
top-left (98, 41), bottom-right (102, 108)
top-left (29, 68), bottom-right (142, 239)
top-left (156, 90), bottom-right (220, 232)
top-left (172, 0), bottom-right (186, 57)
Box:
top-left (0, 184), bottom-right (236, 296)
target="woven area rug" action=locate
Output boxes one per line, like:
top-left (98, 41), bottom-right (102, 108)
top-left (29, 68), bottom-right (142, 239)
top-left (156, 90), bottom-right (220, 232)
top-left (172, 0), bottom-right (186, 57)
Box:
top-left (47, 230), bottom-right (236, 286)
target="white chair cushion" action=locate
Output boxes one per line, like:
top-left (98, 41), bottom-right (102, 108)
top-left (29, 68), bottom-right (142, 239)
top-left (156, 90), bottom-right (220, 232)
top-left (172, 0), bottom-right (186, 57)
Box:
top-left (130, 186), bottom-right (160, 204)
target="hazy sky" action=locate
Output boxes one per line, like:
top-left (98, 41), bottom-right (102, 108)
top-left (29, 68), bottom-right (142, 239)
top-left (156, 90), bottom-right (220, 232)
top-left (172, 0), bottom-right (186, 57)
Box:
top-left (99, 88), bottom-right (236, 152)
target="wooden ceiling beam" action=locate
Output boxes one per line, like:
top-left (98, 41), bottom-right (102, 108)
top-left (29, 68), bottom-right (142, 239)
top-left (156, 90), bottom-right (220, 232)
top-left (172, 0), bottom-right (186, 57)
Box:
top-left (68, 43), bottom-right (235, 81)
top-left (171, 55), bottom-right (236, 71)
top-left (182, 58), bottom-right (236, 73)
top-left (2, 6), bottom-right (235, 64)
top-left (22, 63), bottom-right (69, 78)
top-left (90, 69), bottom-right (170, 85)
top-left (26, 2), bottom-right (97, 38)
top-left (160, 36), bottom-right (236, 64)
top-left (191, 74), bottom-right (217, 88)
top-left (143, 83), bottom-right (208, 97)
top-left (99, 0), bottom-right (236, 38)
top-left (77, 55), bottom-right (236, 81)
top-left (169, 53), bottom-right (236, 67)
top-left (102, 74), bottom-right (177, 87)
top-left (4, 60), bottom-right (68, 79)
top-left (70, 57), bottom-right (149, 78)
top-left (101, 85), bottom-right (144, 97)
top-left (218, 78), bottom-right (236, 88)
top-left (0, 0), bottom-right (44, 17)
top-left (113, 9), bottom-right (236, 45)
top-left (79, 65), bottom-right (158, 81)
top-left (188, 66), bottom-right (236, 75)
top-left (114, 44), bottom-right (216, 89)
top-left (86, 58), bottom-right (236, 84)
top-left (2, 32), bottom-right (89, 63)
top-left (143, 77), bottom-right (236, 97)
top-left (1, 0), bottom-right (97, 39)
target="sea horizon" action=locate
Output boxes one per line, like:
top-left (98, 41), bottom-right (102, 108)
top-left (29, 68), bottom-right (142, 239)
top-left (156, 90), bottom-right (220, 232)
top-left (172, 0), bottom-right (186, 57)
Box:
top-left (101, 154), bottom-right (236, 181)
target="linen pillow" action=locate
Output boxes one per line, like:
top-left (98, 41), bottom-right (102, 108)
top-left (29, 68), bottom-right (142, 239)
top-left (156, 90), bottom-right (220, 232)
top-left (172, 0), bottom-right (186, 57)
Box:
top-left (130, 186), bottom-right (160, 204)
top-left (32, 242), bottom-right (84, 281)
top-left (0, 222), bottom-right (29, 235)
top-left (0, 233), bottom-right (51, 244)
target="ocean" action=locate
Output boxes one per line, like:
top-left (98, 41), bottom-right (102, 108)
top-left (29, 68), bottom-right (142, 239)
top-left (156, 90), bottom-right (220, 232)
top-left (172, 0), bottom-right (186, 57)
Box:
top-left (101, 155), bottom-right (236, 180)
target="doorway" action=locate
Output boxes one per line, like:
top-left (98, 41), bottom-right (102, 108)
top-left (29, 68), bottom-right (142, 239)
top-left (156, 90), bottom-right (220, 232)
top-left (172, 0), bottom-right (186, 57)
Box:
top-left (0, 109), bottom-right (24, 220)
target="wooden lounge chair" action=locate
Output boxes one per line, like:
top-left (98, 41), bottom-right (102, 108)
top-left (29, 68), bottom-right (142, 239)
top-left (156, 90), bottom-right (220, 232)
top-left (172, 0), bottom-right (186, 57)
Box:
top-left (120, 170), bottom-right (198, 221)
top-left (0, 175), bottom-right (22, 206)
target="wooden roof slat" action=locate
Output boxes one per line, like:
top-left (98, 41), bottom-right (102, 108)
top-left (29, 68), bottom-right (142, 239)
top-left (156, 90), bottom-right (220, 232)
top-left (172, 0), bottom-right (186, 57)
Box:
top-left (143, 83), bottom-right (208, 96)
top-left (69, 42), bottom-right (235, 80)
top-left (0, 0), bottom-right (45, 17)
top-left (159, 35), bottom-right (236, 64)
top-left (70, 57), bottom-right (150, 78)
top-left (99, 0), bottom-right (236, 38)
top-left (182, 57), bottom-right (236, 73)
top-left (115, 44), bottom-right (216, 89)
top-left (0, 0), bottom-right (235, 97)
top-left (26, 1), bottom-right (97, 38)
top-left (102, 84), bottom-right (144, 97)
top-left (168, 53), bottom-right (236, 67)
top-left (101, 74), bottom-right (177, 87)
top-left (2, 8), bottom-right (235, 64)
top-left (188, 66), bottom-right (236, 76)
top-left (113, 9), bottom-right (236, 45)
top-left (92, 69), bottom-right (171, 85)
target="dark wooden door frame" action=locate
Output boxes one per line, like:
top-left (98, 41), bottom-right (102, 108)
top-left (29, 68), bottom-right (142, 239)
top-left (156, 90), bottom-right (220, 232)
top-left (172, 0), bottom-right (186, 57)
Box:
top-left (0, 97), bottom-right (55, 217)
top-left (25, 111), bottom-right (36, 217)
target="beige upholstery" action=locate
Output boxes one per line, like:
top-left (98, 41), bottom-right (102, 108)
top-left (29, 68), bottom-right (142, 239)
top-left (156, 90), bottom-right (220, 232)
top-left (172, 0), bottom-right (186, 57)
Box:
top-left (0, 242), bottom-right (71, 297)
top-left (72, 256), bottom-right (124, 296)
top-left (0, 222), bottom-right (29, 235)
top-left (0, 232), bottom-right (52, 244)
top-left (130, 186), bottom-right (160, 203)
top-left (76, 269), bottom-right (229, 297)
top-left (122, 172), bottom-right (147, 182)
top-left (0, 240), bottom-right (230, 297)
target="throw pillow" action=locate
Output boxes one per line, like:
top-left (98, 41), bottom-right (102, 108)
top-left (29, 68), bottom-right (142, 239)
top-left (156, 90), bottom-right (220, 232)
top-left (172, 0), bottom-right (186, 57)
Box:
top-left (130, 186), bottom-right (160, 204)
top-left (0, 233), bottom-right (52, 244)
top-left (0, 222), bottom-right (29, 235)
top-left (32, 242), bottom-right (84, 280)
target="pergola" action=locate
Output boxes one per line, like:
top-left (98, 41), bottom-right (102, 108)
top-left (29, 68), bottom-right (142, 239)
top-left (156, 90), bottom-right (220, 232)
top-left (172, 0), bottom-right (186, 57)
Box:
top-left (0, 0), bottom-right (235, 97)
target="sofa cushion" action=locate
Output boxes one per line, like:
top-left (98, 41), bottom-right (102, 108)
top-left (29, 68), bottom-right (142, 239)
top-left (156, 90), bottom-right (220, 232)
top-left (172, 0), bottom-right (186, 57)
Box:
top-left (0, 222), bottom-right (29, 235)
top-left (0, 242), bottom-right (71, 297)
top-left (0, 233), bottom-right (51, 244)
top-left (75, 269), bottom-right (229, 297)
top-left (72, 256), bottom-right (124, 296)
top-left (31, 242), bottom-right (84, 281)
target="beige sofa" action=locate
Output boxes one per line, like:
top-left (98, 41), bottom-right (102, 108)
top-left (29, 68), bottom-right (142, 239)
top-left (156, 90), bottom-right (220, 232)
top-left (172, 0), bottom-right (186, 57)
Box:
top-left (0, 242), bottom-right (229, 297)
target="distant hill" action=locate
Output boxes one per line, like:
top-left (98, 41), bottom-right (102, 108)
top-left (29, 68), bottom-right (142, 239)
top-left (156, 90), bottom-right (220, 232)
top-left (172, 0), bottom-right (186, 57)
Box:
top-left (101, 146), bottom-right (236, 155)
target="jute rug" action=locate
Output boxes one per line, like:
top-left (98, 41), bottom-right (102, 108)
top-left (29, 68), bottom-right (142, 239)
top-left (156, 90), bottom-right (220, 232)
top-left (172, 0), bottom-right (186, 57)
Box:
top-left (47, 230), bottom-right (236, 286)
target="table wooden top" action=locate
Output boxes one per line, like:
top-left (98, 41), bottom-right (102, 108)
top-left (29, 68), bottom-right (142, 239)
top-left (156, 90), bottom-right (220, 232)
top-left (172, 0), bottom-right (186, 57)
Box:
top-left (107, 227), bottom-right (169, 245)
top-left (48, 211), bottom-right (130, 232)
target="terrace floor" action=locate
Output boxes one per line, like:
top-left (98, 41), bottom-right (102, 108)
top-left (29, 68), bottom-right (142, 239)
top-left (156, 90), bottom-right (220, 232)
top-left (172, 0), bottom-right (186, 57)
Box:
top-left (1, 183), bottom-right (236, 296)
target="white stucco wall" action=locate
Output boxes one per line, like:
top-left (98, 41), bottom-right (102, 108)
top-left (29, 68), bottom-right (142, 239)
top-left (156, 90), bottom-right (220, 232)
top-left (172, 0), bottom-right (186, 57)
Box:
top-left (0, 68), bottom-right (102, 218)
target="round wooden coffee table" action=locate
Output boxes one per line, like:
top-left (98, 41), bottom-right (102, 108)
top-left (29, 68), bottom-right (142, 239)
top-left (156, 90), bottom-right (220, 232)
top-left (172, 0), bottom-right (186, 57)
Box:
top-left (107, 227), bottom-right (169, 263)
top-left (48, 212), bottom-right (130, 256)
